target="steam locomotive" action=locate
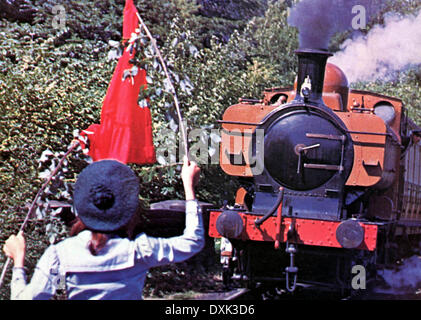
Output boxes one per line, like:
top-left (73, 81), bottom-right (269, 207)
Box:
top-left (208, 48), bottom-right (421, 294)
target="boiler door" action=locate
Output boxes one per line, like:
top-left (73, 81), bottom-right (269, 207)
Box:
top-left (264, 110), bottom-right (344, 191)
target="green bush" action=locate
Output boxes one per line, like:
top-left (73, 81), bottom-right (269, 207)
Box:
top-left (0, 0), bottom-right (279, 299)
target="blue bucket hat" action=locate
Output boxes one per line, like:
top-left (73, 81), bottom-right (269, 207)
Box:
top-left (73, 160), bottom-right (140, 232)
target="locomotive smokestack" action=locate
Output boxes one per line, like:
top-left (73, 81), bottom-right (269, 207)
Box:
top-left (294, 49), bottom-right (332, 105)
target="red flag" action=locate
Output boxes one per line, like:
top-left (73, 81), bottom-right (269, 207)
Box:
top-left (81, 0), bottom-right (155, 165)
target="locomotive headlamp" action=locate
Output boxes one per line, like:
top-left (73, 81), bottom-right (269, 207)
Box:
top-left (374, 102), bottom-right (396, 125)
top-left (216, 210), bottom-right (244, 239)
top-left (336, 219), bottom-right (364, 249)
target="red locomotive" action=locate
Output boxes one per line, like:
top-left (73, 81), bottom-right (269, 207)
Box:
top-left (208, 48), bottom-right (421, 294)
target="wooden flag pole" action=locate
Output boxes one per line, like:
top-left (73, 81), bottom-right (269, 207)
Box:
top-left (135, 12), bottom-right (190, 161)
top-left (0, 140), bottom-right (80, 290)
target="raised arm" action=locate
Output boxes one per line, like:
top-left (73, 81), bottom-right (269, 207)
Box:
top-left (182, 156), bottom-right (200, 200)
top-left (136, 157), bottom-right (204, 266)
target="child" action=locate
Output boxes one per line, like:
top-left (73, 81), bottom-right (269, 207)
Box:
top-left (3, 157), bottom-right (203, 300)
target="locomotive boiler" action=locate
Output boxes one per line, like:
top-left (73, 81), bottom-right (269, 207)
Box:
top-left (208, 48), bottom-right (421, 294)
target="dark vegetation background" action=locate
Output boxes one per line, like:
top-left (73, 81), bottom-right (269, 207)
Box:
top-left (0, 0), bottom-right (420, 299)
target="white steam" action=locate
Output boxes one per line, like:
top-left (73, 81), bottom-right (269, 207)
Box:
top-left (330, 10), bottom-right (421, 83)
top-left (379, 255), bottom-right (421, 293)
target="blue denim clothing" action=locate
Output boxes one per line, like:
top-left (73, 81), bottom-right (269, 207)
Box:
top-left (11, 200), bottom-right (204, 300)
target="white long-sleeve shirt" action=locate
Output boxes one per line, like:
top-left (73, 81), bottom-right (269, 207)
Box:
top-left (11, 200), bottom-right (204, 300)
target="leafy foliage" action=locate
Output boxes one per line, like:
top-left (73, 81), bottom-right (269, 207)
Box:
top-left (353, 71), bottom-right (421, 123)
top-left (0, 0), bottom-right (272, 299)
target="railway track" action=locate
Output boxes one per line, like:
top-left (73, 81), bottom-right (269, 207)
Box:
top-left (193, 284), bottom-right (421, 300)
top-left (194, 288), bottom-right (251, 300)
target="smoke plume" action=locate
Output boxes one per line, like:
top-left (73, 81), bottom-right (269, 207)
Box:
top-left (330, 10), bottom-right (421, 83)
top-left (379, 255), bottom-right (421, 293)
top-left (288, 0), bottom-right (383, 50)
